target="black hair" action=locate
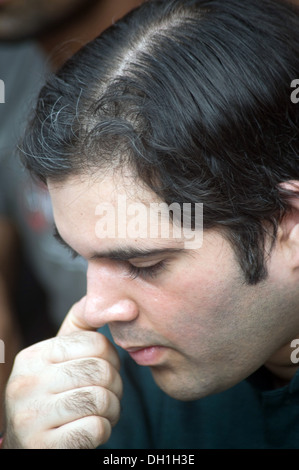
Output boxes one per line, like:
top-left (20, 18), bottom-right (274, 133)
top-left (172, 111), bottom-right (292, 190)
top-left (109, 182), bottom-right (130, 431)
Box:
top-left (21, 0), bottom-right (299, 284)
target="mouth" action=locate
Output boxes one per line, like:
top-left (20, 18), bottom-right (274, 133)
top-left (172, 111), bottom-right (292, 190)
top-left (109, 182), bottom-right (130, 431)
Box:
top-left (118, 344), bottom-right (168, 366)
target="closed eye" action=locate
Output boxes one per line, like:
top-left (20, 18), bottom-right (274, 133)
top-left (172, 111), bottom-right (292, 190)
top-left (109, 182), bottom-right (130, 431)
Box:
top-left (126, 260), bottom-right (168, 280)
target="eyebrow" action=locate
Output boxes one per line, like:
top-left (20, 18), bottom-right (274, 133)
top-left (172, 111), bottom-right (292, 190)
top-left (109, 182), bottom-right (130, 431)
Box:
top-left (53, 225), bottom-right (185, 261)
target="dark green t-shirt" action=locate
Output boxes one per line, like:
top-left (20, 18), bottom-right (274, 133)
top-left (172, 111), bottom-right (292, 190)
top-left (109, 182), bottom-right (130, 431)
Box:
top-left (100, 332), bottom-right (299, 449)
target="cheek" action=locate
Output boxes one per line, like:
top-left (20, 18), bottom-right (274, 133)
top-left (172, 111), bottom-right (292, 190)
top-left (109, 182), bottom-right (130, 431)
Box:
top-left (140, 269), bottom-right (230, 341)
top-left (168, 267), bottom-right (229, 312)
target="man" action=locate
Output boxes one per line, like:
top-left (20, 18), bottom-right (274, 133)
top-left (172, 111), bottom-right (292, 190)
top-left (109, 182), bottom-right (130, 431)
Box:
top-left (3, 0), bottom-right (299, 449)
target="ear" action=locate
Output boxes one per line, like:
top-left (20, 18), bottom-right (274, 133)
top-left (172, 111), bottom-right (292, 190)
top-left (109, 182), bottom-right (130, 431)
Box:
top-left (278, 181), bottom-right (299, 269)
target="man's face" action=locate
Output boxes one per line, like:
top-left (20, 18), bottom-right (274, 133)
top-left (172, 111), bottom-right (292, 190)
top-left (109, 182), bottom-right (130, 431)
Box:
top-left (48, 172), bottom-right (299, 401)
top-left (0, 0), bottom-right (96, 40)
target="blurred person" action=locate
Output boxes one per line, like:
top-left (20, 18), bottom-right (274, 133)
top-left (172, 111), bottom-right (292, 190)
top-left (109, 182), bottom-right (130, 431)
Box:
top-left (2, 0), bottom-right (299, 450)
top-left (0, 0), bottom-right (142, 430)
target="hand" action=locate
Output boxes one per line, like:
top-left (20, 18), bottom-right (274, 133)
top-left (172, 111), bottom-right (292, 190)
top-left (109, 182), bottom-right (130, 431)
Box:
top-left (3, 297), bottom-right (122, 449)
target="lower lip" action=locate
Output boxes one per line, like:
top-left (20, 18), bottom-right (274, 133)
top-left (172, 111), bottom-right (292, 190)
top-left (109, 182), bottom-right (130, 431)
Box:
top-left (127, 346), bottom-right (166, 366)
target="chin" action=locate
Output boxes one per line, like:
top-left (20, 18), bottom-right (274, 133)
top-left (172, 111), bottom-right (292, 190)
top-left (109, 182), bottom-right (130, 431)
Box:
top-left (151, 366), bottom-right (239, 401)
top-left (150, 367), bottom-right (209, 401)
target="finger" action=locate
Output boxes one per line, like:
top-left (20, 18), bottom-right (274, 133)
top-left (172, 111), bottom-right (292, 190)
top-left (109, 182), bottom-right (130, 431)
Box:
top-left (46, 358), bottom-right (123, 398)
top-left (58, 296), bottom-right (94, 336)
top-left (48, 386), bottom-right (121, 428)
top-left (11, 331), bottom-right (121, 375)
top-left (56, 297), bottom-right (121, 370)
top-left (46, 416), bottom-right (112, 449)
top-left (49, 331), bottom-right (121, 370)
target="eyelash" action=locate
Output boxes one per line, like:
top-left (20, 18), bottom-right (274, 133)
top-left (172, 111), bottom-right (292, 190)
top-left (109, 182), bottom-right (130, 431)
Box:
top-left (127, 260), bottom-right (168, 280)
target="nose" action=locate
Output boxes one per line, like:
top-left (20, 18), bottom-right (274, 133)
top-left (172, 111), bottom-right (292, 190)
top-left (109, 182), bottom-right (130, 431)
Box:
top-left (83, 262), bottom-right (139, 329)
top-left (84, 296), bottom-right (139, 329)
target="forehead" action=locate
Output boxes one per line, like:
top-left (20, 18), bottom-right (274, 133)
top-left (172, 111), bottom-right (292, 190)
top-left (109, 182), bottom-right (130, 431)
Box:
top-left (48, 171), bottom-right (158, 209)
top-left (48, 172), bottom-right (178, 249)
top-left (48, 171), bottom-right (202, 254)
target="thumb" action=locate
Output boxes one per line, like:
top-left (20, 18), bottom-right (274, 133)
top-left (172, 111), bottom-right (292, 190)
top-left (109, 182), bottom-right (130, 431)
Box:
top-left (57, 296), bottom-right (96, 336)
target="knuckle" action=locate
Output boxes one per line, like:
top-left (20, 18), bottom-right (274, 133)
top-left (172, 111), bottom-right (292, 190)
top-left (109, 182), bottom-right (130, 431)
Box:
top-left (59, 430), bottom-right (95, 450)
top-left (5, 375), bottom-right (23, 400)
top-left (6, 373), bottom-right (39, 400)
top-left (62, 358), bottom-right (97, 383)
top-left (13, 341), bottom-right (49, 371)
top-left (62, 389), bottom-right (98, 415)
top-left (59, 417), bottom-right (111, 449)
top-left (13, 408), bottom-right (35, 431)
top-left (49, 336), bottom-right (69, 361)
top-left (61, 356), bottom-right (118, 390)
top-left (13, 346), bottom-right (35, 366)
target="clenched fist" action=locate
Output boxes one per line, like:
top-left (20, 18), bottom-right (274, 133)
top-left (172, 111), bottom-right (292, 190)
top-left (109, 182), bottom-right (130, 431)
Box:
top-left (3, 297), bottom-right (123, 449)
